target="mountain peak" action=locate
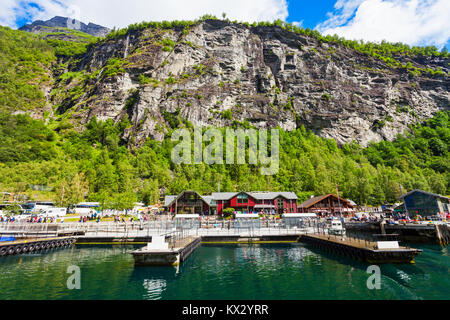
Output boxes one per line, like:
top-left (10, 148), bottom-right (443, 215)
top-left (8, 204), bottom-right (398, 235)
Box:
top-left (19, 16), bottom-right (110, 37)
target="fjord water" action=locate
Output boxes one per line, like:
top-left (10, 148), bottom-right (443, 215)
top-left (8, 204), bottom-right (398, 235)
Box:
top-left (0, 243), bottom-right (448, 300)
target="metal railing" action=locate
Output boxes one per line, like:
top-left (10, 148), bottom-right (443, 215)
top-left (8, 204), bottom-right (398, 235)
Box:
top-left (0, 218), bottom-right (351, 240)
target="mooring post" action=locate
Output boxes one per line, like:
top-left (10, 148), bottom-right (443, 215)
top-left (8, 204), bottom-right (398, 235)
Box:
top-left (435, 224), bottom-right (443, 246)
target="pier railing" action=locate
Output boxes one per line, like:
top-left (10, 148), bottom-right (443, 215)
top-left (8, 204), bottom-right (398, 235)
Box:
top-left (1, 219), bottom-right (398, 245)
top-left (0, 220), bottom-right (318, 239)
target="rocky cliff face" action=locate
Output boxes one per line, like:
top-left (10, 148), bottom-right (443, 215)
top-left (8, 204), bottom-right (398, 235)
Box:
top-left (53, 20), bottom-right (449, 147)
top-left (20, 16), bottom-right (110, 37)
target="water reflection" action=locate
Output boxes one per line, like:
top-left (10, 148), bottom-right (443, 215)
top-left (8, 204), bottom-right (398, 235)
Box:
top-left (0, 244), bottom-right (448, 300)
top-left (142, 279), bottom-right (167, 300)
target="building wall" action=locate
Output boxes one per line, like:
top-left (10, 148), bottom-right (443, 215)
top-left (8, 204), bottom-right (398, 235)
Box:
top-left (404, 192), bottom-right (444, 216)
top-left (229, 195), bottom-right (256, 208)
top-left (217, 201), bottom-right (224, 216)
top-left (282, 199), bottom-right (297, 213)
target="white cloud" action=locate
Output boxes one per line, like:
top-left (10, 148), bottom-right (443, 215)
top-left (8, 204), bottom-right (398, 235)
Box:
top-left (291, 20), bottom-right (304, 28)
top-left (317, 0), bottom-right (450, 48)
top-left (1, 0), bottom-right (289, 29)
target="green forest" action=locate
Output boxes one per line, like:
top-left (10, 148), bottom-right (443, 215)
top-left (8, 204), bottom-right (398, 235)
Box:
top-left (0, 110), bottom-right (448, 209)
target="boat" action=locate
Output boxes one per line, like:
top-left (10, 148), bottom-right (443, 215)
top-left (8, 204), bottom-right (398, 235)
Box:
top-left (327, 218), bottom-right (346, 236)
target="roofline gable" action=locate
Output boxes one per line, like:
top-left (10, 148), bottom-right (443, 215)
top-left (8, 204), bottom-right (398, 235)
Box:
top-left (299, 194), bottom-right (352, 208)
top-left (399, 189), bottom-right (450, 201)
top-left (165, 190), bottom-right (210, 208)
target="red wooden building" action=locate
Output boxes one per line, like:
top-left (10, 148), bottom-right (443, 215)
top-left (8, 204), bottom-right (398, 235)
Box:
top-left (165, 191), bottom-right (298, 216)
top-left (212, 192), bottom-right (298, 216)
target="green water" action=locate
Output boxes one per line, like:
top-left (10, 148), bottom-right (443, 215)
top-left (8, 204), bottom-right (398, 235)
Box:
top-left (0, 243), bottom-right (448, 300)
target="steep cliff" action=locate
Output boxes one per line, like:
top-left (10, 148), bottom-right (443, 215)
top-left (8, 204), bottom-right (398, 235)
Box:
top-left (37, 19), bottom-right (450, 146)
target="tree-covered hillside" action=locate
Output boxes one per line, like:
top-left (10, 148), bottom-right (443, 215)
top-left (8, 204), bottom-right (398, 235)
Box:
top-left (0, 111), bottom-right (448, 208)
top-left (0, 25), bottom-right (97, 113)
top-left (0, 26), bottom-right (55, 112)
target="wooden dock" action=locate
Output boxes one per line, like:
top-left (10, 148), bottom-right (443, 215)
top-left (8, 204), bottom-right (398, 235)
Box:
top-left (131, 236), bottom-right (202, 266)
top-left (299, 234), bottom-right (422, 264)
top-left (0, 237), bottom-right (77, 257)
top-left (345, 222), bottom-right (450, 246)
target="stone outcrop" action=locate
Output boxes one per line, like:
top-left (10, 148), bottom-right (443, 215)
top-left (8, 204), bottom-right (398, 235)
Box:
top-left (51, 20), bottom-right (450, 146)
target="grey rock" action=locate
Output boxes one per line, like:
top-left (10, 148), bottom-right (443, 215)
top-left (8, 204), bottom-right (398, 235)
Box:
top-left (53, 20), bottom-right (450, 147)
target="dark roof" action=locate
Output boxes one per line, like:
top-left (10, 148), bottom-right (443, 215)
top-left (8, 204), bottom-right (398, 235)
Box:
top-left (299, 194), bottom-right (353, 208)
top-left (164, 190), bottom-right (211, 207)
top-left (399, 189), bottom-right (450, 201)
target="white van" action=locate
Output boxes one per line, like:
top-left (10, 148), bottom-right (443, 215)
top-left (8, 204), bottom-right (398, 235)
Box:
top-left (73, 203), bottom-right (100, 216)
top-left (41, 207), bottom-right (67, 218)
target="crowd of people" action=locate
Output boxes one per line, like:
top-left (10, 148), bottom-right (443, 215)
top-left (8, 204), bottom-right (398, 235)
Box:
top-left (112, 214), bottom-right (154, 223)
top-left (350, 214), bottom-right (383, 222)
top-left (0, 210), bottom-right (159, 224)
top-left (0, 216), bottom-right (17, 223)
top-left (78, 212), bottom-right (101, 223)
top-left (0, 215), bottom-right (57, 223)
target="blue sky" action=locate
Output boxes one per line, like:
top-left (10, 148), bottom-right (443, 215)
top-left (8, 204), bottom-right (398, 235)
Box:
top-left (2, 0), bottom-right (449, 50)
top-left (286, 1), bottom-right (337, 29)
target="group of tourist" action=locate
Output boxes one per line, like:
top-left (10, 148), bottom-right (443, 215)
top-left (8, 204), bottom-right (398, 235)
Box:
top-left (0, 216), bottom-right (16, 223)
top-left (0, 216), bottom-right (59, 223)
top-left (78, 212), bottom-right (101, 223)
top-left (0, 215), bottom-right (58, 223)
top-left (112, 215), bottom-right (139, 223)
top-left (351, 214), bottom-right (382, 222)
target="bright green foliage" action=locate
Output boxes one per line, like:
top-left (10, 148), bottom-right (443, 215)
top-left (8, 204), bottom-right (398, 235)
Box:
top-left (321, 93), bottom-right (331, 101)
top-left (363, 111), bottom-right (449, 172)
top-left (0, 27), bottom-right (55, 111)
top-left (139, 75), bottom-right (160, 87)
top-left (0, 113), bottom-right (57, 162)
top-left (42, 27), bottom-right (98, 57)
top-left (105, 19), bottom-right (205, 40)
top-left (160, 38), bottom-right (176, 52)
top-left (0, 111), bottom-right (448, 208)
top-left (223, 208), bottom-right (235, 217)
top-left (101, 58), bottom-right (126, 79)
top-left (46, 38), bottom-right (92, 56)
top-left (221, 110), bottom-right (233, 120)
top-left (166, 77), bottom-right (175, 84)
